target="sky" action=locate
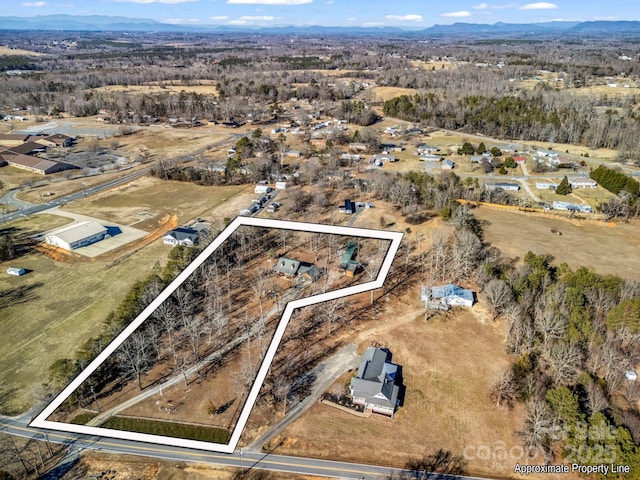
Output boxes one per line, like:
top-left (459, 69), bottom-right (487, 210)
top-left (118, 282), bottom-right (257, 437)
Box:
top-left (3, 0), bottom-right (640, 27)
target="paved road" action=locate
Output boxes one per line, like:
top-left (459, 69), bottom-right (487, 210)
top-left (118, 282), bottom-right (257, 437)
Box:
top-left (0, 188), bottom-right (35, 210)
top-left (0, 168), bottom-right (151, 224)
top-left (1, 414), bottom-right (437, 480)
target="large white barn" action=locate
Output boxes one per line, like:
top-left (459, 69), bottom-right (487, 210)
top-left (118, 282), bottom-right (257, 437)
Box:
top-left (45, 221), bottom-right (108, 251)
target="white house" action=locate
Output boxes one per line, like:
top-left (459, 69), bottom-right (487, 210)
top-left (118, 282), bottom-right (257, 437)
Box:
top-left (422, 284), bottom-right (474, 308)
top-left (536, 182), bottom-right (559, 190)
top-left (569, 177), bottom-right (598, 189)
top-left (6, 267), bottom-right (25, 276)
top-left (163, 227), bottom-right (200, 247)
top-left (349, 347), bottom-right (401, 417)
top-left (486, 182), bottom-right (520, 191)
top-left (441, 159), bottom-right (455, 170)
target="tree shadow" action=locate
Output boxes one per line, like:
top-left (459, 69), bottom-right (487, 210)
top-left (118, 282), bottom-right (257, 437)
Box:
top-left (0, 282), bottom-right (43, 309)
top-left (391, 450), bottom-right (467, 480)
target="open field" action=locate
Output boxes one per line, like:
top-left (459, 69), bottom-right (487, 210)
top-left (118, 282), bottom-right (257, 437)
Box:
top-left (0, 216), bottom-right (172, 414)
top-left (411, 60), bottom-right (456, 71)
top-left (91, 84), bottom-right (219, 96)
top-left (473, 206), bottom-right (640, 278)
top-left (371, 86), bottom-right (419, 102)
top-left (64, 176), bottom-right (253, 226)
top-left (273, 300), bottom-right (527, 479)
top-left (1, 175), bottom-right (251, 414)
top-left (0, 46), bottom-right (48, 56)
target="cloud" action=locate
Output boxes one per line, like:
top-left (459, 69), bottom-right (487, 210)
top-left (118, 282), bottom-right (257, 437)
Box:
top-left (228, 15), bottom-right (277, 24)
top-left (440, 10), bottom-right (472, 17)
top-left (165, 18), bottom-right (201, 23)
top-left (520, 2), bottom-right (558, 9)
top-left (21, 1), bottom-right (45, 5)
top-left (227, 0), bottom-right (311, 4)
top-left (112, 0), bottom-right (196, 3)
top-left (209, 15), bottom-right (229, 20)
top-left (474, 2), bottom-right (516, 8)
top-left (385, 14), bottom-right (423, 22)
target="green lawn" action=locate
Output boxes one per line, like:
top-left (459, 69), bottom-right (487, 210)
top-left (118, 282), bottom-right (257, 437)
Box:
top-left (100, 416), bottom-right (230, 444)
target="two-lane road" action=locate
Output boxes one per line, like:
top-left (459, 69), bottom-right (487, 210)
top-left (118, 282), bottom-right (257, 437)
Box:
top-left (0, 168), bottom-right (151, 225)
top-left (0, 415), bottom-right (490, 480)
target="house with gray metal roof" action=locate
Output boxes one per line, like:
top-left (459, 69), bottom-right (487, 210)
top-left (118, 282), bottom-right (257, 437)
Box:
top-left (163, 227), bottom-right (200, 247)
top-left (422, 284), bottom-right (475, 308)
top-left (349, 347), bottom-right (401, 417)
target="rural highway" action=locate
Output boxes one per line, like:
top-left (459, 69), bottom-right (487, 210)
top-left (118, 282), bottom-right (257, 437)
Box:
top-left (0, 414), bottom-right (493, 480)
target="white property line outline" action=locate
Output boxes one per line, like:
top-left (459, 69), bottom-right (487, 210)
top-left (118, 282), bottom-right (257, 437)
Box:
top-left (30, 217), bottom-right (403, 453)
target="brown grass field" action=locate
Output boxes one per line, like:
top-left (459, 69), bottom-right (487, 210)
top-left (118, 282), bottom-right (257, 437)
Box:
top-left (63, 176), bottom-right (252, 226)
top-left (0, 216), bottom-right (172, 414)
top-left (0, 178), bottom-right (250, 414)
top-left (0, 46), bottom-right (48, 56)
top-left (473, 206), bottom-right (640, 279)
top-left (271, 297), bottom-right (527, 479)
top-left (91, 84), bottom-right (220, 96)
top-left (371, 86), bottom-right (419, 103)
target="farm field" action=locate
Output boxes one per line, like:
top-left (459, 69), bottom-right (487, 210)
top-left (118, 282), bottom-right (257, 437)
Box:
top-left (272, 302), bottom-right (528, 479)
top-left (473, 206), bottom-right (640, 279)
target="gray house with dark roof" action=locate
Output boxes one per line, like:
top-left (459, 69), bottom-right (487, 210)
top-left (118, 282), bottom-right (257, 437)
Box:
top-left (273, 257), bottom-right (322, 282)
top-left (163, 227), bottom-right (199, 247)
top-left (349, 347), bottom-right (401, 417)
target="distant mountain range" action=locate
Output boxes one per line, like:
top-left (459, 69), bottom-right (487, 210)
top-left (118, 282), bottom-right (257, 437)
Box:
top-left (0, 15), bottom-right (639, 35)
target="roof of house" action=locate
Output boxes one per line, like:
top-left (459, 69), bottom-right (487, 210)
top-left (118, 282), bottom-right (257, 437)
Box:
top-left (298, 263), bottom-right (321, 281)
top-left (442, 159), bottom-right (455, 167)
top-left (569, 177), bottom-right (597, 184)
top-left (4, 141), bottom-right (47, 155)
top-left (165, 226), bottom-right (199, 242)
top-left (47, 221), bottom-right (107, 244)
top-left (41, 133), bottom-right (73, 145)
top-left (340, 242), bottom-right (358, 267)
top-left (431, 284), bottom-right (474, 303)
top-left (350, 347), bottom-right (399, 409)
top-left (0, 133), bottom-right (30, 143)
top-left (273, 257), bottom-right (301, 276)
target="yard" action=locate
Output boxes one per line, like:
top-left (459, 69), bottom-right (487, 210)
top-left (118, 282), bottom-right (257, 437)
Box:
top-left (269, 300), bottom-right (528, 479)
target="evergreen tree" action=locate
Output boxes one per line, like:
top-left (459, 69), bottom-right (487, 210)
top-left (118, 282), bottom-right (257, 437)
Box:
top-left (556, 176), bottom-right (572, 195)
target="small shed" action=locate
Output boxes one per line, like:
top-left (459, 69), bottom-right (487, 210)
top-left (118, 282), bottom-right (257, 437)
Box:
top-left (625, 371), bottom-right (638, 381)
top-left (6, 267), bottom-right (25, 276)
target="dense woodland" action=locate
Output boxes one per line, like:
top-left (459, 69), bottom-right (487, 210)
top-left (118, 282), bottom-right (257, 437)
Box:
top-left (1, 31), bottom-right (640, 156)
